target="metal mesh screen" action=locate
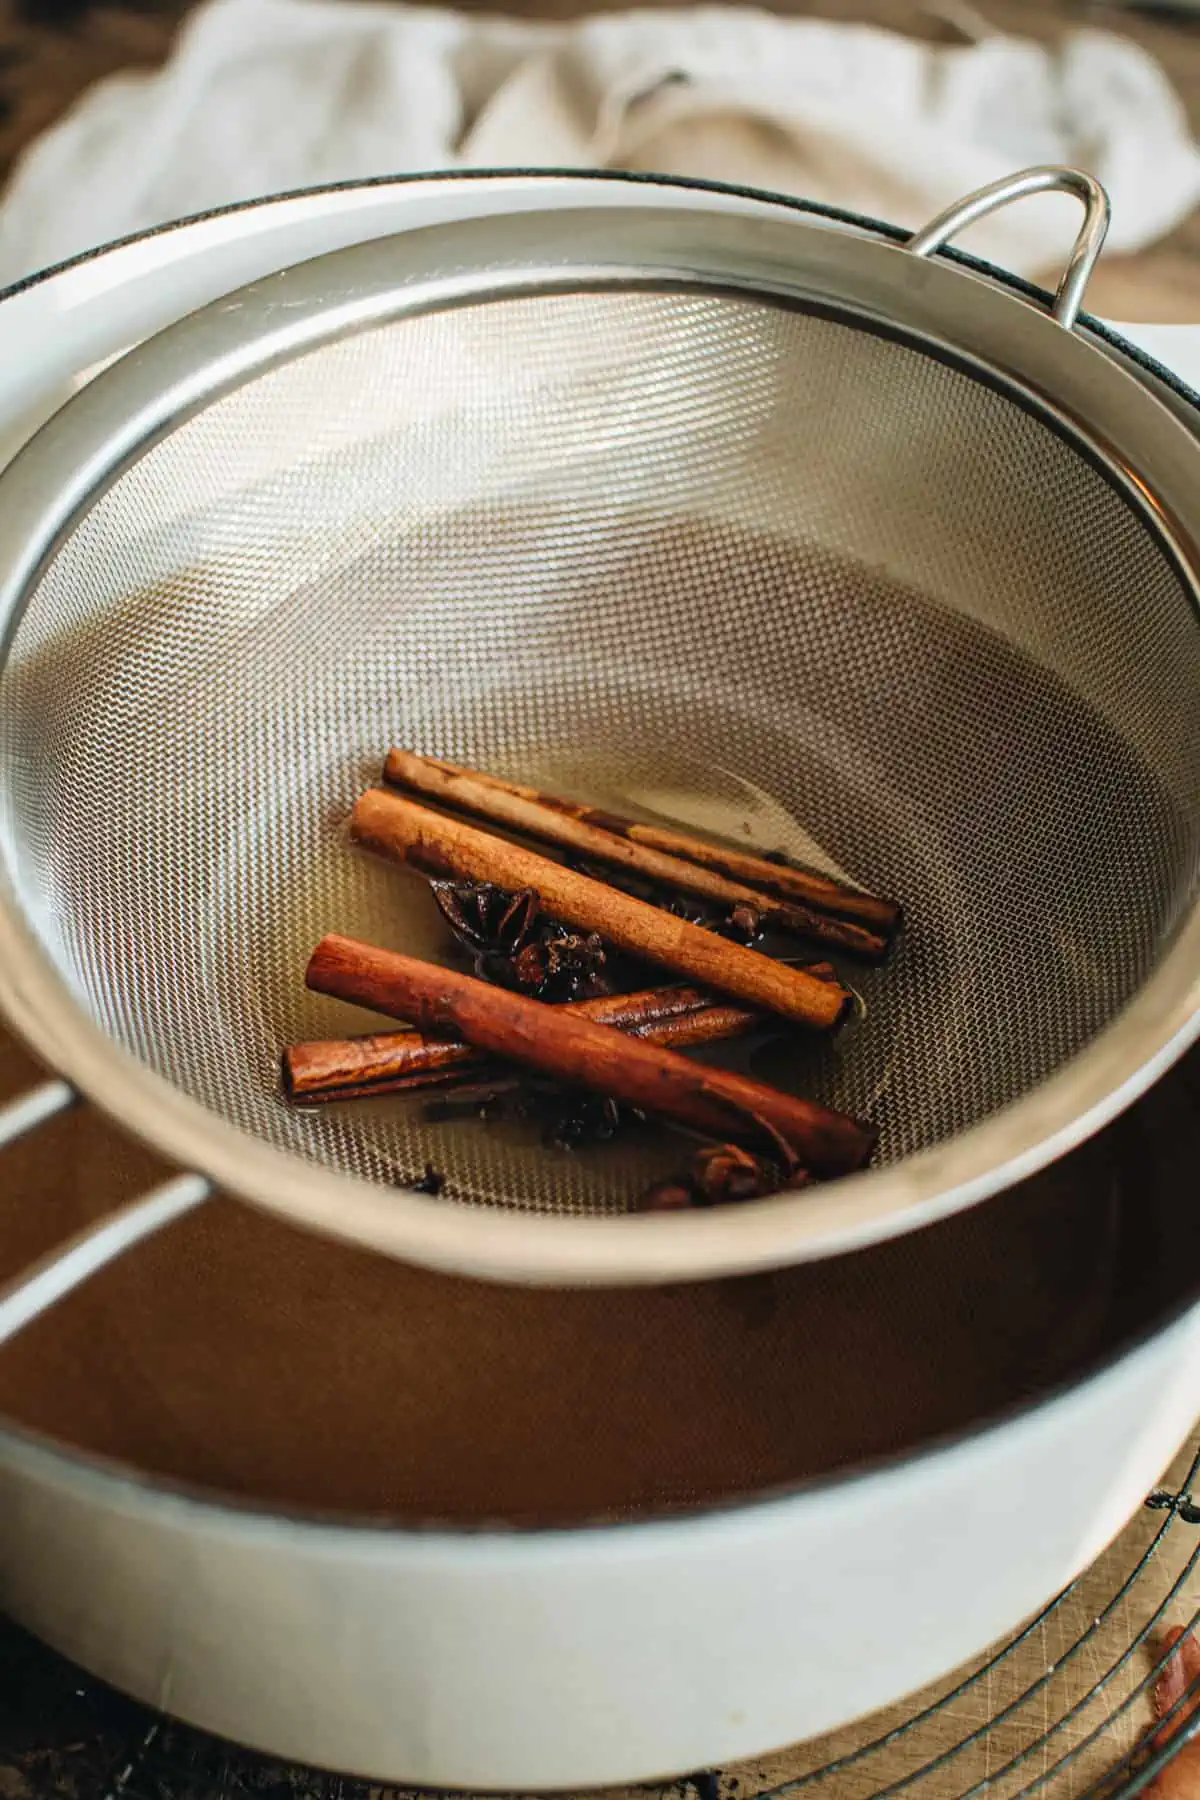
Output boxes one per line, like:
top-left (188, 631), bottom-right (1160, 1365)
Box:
top-left (3, 288), bottom-right (1199, 1216)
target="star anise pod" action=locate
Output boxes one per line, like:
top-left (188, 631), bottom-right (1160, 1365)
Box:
top-left (512, 929), bottom-right (610, 1002)
top-left (639, 1142), bottom-right (790, 1212)
top-left (432, 879), bottom-right (611, 1000)
top-left (691, 1143), bottom-right (775, 1203)
top-left (716, 902), bottom-right (766, 946)
top-left (431, 881), bottom-right (539, 958)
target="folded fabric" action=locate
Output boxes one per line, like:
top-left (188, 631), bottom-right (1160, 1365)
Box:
top-left (2, 0), bottom-right (1199, 288)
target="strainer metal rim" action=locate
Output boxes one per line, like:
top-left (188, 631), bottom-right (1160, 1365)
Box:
top-left (2, 197), bottom-right (1200, 1286)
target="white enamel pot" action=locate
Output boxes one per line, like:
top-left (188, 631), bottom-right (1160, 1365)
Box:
top-left (0, 173), bottom-right (1198, 1788)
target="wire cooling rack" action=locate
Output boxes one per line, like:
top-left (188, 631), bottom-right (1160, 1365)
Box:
top-left (1, 1438), bottom-right (1199, 1800)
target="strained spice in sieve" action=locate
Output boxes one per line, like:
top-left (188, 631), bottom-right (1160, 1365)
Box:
top-left (282, 750), bottom-right (900, 1209)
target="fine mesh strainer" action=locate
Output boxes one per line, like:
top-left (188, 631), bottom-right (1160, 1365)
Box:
top-left (1, 165), bottom-right (1200, 1292)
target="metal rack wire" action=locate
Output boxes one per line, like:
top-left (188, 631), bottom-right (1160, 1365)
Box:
top-left (737, 1444), bottom-right (1200, 1800)
top-left (1, 1442), bottom-right (1198, 1799)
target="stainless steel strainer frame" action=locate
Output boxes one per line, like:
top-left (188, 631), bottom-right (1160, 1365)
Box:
top-left (1, 165), bottom-right (1200, 1297)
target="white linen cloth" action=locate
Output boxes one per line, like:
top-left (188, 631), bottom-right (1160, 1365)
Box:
top-left (1, 0), bottom-right (1200, 288)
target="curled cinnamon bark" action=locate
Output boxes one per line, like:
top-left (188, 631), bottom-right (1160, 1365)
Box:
top-left (1149, 1626), bottom-right (1200, 1798)
top-left (350, 789), bottom-right (851, 1031)
top-left (306, 935), bottom-right (876, 1177)
top-left (284, 982), bottom-right (761, 1104)
top-left (382, 750), bottom-right (889, 960)
top-left (385, 749), bottom-right (899, 946)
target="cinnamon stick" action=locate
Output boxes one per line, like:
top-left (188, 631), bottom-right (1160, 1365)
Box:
top-left (284, 981), bottom-right (760, 1104)
top-left (306, 935), bottom-right (876, 1176)
top-left (1150, 1627), bottom-right (1200, 1798)
top-left (350, 790), bottom-right (850, 1031)
top-left (385, 750), bottom-right (899, 944)
top-left (637, 1001), bottom-right (764, 1052)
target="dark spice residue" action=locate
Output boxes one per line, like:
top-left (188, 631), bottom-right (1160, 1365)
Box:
top-left (432, 880), bottom-right (610, 1001)
top-left (286, 753), bottom-right (896, 1205)
top-left (424, 1074), bottom-right (639, 1152)
top-left (641, 1142), bottom-right (788, 1213)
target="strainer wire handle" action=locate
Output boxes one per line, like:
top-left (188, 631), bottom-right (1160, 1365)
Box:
top-left (0, 1077), bottom-right (75, 1148)
top-left (0, 1080), bottom-right (211, 1344)
top-left (907, 166), bottom-right (1111, 331)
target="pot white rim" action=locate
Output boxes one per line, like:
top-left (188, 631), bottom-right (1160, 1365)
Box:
top-left (0, 1262), bottom-right (1197, 1550)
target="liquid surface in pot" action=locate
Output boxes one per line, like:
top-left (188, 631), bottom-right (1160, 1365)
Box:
top-left (0, 1028), bottom-right (1193, 1526)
